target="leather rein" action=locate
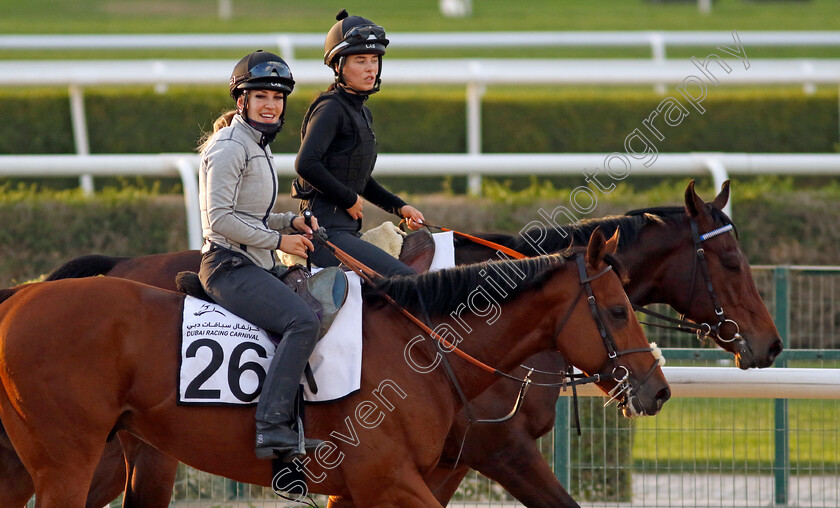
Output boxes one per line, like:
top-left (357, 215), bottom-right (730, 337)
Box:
top-left (428, 219), bottom-right (743, 346)
top-left (310, 228), bottom-right (601, 390)
top-left (313, 224), bottom-right (660, 412)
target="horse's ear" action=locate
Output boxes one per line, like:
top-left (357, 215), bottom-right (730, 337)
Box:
top-left (711, 180), bottom-right (730, 211)
top-left (605, 228), bottom-right (620, 255)
top-left (586, 227), bottom-right (607, 269)
top-left (684, 179), bottom-right (707, 218)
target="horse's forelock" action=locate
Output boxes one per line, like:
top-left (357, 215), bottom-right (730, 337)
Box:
top-left (603, 252), bottom-right (629, 286)
top-left (563, 246), bottom-right (629, 286)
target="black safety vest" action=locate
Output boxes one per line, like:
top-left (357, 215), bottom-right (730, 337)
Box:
top-left (300, 89), bottom-right (377, 194)
top-left (294, 89), bottom-right (378, 231)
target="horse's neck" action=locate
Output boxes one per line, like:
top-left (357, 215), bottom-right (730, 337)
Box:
top-left (443, 279), bottom-right (571, 402)
top-left (618, 220), bottom-right (683, 307)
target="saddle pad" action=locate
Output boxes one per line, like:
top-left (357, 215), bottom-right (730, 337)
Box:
top-left (429, 231), bottom-right (456, 271)
top-left (179, 272), bottom-right (363, 406)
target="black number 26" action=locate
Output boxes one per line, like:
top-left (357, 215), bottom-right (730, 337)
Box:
top-left (185, 339), bottom-right (268, 402)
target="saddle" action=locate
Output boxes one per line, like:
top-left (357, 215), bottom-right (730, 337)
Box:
top-left (277, 221), bottom-right (437, 274)
top-left (175, 265), bottom-right (348, 340)
top-left (398, 229), bottom-right (436, 274)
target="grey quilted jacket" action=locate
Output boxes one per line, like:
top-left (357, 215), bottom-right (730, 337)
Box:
top-left (199, 114), bottom-right (297, 270)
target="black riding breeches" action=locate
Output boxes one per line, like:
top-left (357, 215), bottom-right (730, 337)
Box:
top-left (198, 246), bottom-right (319, 347)
top-left (309, 229), bottom-right (415, 277)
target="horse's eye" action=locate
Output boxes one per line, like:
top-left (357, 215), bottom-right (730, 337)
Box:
top-left (720, 252), bottom-right (742, 271)
top-left (609, 306), bottom-right (627, 319)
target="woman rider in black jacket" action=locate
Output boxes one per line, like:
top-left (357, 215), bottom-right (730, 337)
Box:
top-left (293, 9), bottom-right (426, 277)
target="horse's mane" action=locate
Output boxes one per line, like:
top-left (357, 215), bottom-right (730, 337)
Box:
top-left (366, 254), bottom-right (567, 316)
top-left (45, 254), bottom-right (127, 281)
top-left (366, 250), bottom-right (625, 317)
top-left (0, 286), bottom-right (23, 306)
top-left (459, 204), bottom-right (736, 256)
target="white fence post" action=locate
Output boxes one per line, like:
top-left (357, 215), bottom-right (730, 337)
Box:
top-left (68, 84), bottom-right (94, 196)
top-left (466, 78), bottom-right (485, 197)
top-left (176, 158), bottom-right (203, 251)
top-left (218, 0), bottom-right (232, 20)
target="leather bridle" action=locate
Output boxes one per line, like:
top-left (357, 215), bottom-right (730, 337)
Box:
top-left (574, 255), bottom-right (659, 408)
top-left (633, 219), bottom-right (745, 348)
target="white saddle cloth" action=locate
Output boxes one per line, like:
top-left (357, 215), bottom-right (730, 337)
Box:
top-left (178, 232), bottom-right (455, 406)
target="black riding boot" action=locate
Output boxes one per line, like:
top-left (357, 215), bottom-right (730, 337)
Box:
top-left (255, 336), bottom-right (324, 460)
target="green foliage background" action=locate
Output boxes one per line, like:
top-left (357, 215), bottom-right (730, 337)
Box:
top-left (1, 87), bottom-right (837, 156)
top-left (4, 177), bottom-right (839, 286)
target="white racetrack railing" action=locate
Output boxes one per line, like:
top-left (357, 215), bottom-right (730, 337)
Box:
top-left (3, 58), bottom-right (838, 86)
top-left (560, 366), bottom-right (840, 400)
top-left (1, 55), bottom-right (838, 188)
top-left (2, 152), bottom-right (840, 250)
top-left (2, 30), bottom-right (840, 60)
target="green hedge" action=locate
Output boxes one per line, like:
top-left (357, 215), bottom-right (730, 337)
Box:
top-left (0, 87), bottom-right (836, 155)
top-left (4, 177), bottom-right (839, 286)
top-left (481, 88), bottom-right (839, 153)
top-left (0, 185), bottom-right (186, 286)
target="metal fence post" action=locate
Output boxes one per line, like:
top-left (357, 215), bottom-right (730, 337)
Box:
top-left (773, 266), bottom-right (791, 505)
top-left (554, 397), bottom-right (571, 487)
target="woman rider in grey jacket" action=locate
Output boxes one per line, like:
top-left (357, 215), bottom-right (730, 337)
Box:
top-left (198, 50), bottom-right (323, 461)
top-left (293, 10), bottom-right (426, 277)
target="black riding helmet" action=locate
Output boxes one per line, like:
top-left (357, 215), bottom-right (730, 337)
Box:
top-left (229, 50), bottom-right (295, 138)
top-left (323, 9), bottom-right (389, 95)
top-left (230, 50), bottom-right (295, 99)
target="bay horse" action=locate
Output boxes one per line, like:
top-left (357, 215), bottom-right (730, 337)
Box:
top-left (0, 180), bottom-right (778, 508)
top-left (414, 180), bottom-right (782, 506)
top-left (0, 233), bottom-right (669, 508)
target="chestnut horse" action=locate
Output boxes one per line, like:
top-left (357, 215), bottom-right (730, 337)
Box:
top-left (0, 233), bottom-right (669, 508)
top-left (0, 180), bottom-right (779, 508)
top-left (417, 180), bottom-right (782, 506)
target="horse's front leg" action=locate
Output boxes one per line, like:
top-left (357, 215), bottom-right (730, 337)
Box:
top-left (472, 433), bottom-right (580, 508)
top-left (120, 433), bottom-right (180, 508)
top-left (344, 463), bottom-right (444, 508)
top-left (423, 463), bottom-right (471, 505)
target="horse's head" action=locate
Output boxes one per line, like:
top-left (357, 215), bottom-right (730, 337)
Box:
top-left (554, 229), bottom-right (670, 417)
top-left (641, 180), bottom-right (782, 369)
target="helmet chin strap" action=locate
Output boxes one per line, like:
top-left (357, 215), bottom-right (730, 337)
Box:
top-left (237, 92), bottom-right (284, 143)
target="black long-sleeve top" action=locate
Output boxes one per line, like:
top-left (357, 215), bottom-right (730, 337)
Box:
top-left (294, 87), bottom-right (406, 217)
